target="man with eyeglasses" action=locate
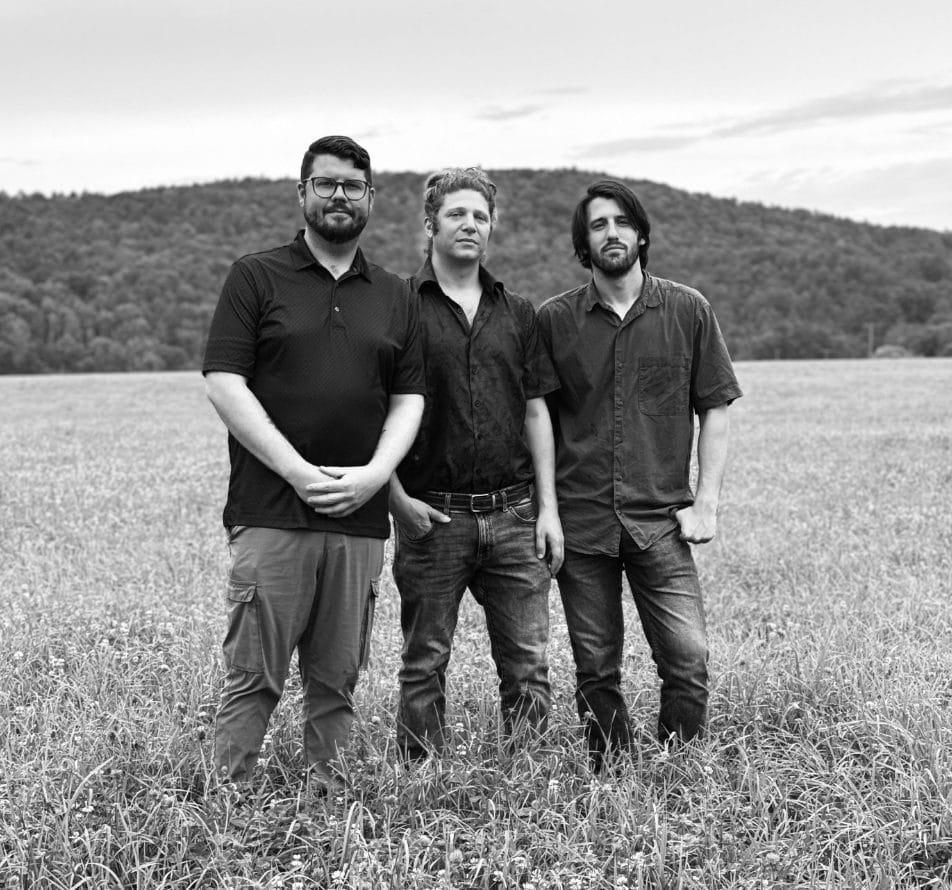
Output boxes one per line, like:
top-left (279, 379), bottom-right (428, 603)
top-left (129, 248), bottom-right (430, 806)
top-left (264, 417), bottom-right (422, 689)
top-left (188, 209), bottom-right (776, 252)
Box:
top-left (388, 167), bottom-right (563, 762)
top-left (203, 135), bottom-right (425, 795)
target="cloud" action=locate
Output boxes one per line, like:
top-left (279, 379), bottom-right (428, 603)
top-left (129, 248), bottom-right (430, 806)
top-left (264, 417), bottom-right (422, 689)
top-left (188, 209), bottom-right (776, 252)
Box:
top-left (475, 104), bottom-right (544, 122)
top-left (735, 155), bottom-right (952, 231)
top-left (0, 157), bottom-right (39, 167)
top-left (574, 80), bottom-right (952, 158)
top-left (716, 82), bottom-right (952, 138)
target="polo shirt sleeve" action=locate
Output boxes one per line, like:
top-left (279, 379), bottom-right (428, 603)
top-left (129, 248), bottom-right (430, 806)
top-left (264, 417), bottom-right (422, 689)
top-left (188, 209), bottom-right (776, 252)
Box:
top-left (388, 282), bottom-right (427, 395)
top-left (202, 259), bottom-right (261, 378)
top-left (691, 297), bottom-right (743, 411)
top-left (521, 299), bottom-right (560, 400)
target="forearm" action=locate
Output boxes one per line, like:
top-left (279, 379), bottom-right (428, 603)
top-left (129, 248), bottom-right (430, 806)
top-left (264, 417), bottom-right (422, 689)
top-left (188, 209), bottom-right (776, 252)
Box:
top-left (368, 393), bottom-right (424, 479)
top-left (694, 404), bottom-right (731, 510)
top-left (524, 397), bottom-right (558, 511)
top-left (204, 371), bottom-right (309, 485)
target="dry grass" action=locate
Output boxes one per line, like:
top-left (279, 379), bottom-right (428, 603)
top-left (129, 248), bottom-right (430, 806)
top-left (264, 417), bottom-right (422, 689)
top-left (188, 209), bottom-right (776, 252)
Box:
top-left (1, 359), bottom-right (950, 888)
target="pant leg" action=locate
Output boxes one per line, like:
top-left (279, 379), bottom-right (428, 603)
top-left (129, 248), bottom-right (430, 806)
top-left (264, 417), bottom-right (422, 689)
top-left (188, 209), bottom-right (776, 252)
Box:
top-left (214, 527), bottom-right (319, 782)
top-left (298, 533), bottom-right (385, 765)
top-left (470, 498), bottom-right (552, 737)
top-left (621, 528), bottom-right (709, 743)
top-left (393, 516), bottom-right (475, 758)
top-left (557, 548), bottom-right (632, 762)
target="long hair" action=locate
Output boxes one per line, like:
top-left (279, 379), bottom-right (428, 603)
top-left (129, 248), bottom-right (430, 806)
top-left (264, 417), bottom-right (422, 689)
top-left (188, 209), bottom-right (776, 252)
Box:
top-left (571, 180), bottom-right (651, 269)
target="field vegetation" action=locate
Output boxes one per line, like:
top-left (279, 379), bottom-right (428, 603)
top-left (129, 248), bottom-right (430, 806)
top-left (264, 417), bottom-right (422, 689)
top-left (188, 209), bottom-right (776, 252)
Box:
top-left (1, 359), bottom-right (950, 888)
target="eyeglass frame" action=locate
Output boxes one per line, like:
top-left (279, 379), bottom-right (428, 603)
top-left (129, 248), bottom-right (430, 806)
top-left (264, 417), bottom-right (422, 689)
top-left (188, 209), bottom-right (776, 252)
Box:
top-left (301, 177), bottom-right (371, 200)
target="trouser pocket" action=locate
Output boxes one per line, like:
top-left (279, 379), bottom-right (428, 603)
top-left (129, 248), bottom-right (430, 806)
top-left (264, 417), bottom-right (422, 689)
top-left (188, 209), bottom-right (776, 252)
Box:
top-left (359, 579), bottom-right (379, 670)
top-left (222, 578), bottom-right (264, 673)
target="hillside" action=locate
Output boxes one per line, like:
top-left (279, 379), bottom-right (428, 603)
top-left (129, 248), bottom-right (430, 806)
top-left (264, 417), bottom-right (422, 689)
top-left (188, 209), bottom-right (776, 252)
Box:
top-left (1, 169), bottom-right (950, 372)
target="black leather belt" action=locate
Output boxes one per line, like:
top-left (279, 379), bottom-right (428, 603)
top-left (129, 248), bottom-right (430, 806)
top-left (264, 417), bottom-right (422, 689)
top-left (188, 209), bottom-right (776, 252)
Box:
top-left (421, 480), bottom-right (533, 514)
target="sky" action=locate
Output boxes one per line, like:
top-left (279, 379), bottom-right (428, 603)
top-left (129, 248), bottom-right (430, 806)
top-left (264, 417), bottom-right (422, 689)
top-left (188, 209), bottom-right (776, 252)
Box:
top-left (2, 0), bottom-right (951, 232)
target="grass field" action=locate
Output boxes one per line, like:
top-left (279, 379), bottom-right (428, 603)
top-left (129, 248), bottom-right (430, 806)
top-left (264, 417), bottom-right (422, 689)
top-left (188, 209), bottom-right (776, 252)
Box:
top-left (1, 359), bottom-right (950, 889)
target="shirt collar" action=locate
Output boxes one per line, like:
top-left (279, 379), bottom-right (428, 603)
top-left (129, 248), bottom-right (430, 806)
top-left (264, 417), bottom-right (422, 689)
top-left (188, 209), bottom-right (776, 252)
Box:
top-left (290, 230), bottom-right (373, 281)
top-left (414, 258), bottom-right (506, 300)
top-left (584, 271), bottom-right (662, 312)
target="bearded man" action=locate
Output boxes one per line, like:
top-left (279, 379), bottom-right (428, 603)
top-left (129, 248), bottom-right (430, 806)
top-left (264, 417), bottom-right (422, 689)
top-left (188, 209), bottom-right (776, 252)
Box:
top-left (537, 180), bottom-right (742, 769)
top-left (202, 135), bottom-right (424, 792)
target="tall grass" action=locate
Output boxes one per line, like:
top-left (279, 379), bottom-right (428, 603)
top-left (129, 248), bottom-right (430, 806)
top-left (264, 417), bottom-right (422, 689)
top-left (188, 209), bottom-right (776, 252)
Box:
top-left (1, 360), bottom-right (950, 888)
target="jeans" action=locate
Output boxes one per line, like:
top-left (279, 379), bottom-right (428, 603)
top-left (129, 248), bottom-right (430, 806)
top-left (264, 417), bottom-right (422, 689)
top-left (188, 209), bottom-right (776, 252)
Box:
top-left (557, 527), bottom-right (708, 764)
top-left (393, 496), bottom-right (552, 758)
top-left (214, 526), bottom-right (384, 782)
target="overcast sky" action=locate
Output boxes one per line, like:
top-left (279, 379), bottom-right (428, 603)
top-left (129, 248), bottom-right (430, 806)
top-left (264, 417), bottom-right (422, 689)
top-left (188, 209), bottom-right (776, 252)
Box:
top-left (2, 0), bottom-right (950, 231)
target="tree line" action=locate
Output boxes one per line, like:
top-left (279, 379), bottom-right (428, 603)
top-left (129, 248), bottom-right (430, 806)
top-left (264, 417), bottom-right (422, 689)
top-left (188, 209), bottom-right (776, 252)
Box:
top-left (1, 169), bottom-right (950, 373)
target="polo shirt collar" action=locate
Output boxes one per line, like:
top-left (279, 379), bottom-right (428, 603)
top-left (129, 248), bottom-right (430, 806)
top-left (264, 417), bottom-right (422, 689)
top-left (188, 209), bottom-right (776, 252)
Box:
top-left (290, 230), bottom-right (373, 281)
top-left (415, 259), bottom-right (506, 301)
top-left (584, 271), bottom-right (663, 313)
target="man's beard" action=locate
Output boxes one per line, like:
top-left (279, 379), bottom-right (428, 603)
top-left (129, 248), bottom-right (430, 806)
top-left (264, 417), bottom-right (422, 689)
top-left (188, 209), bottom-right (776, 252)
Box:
top-left (591, 243), bottom-right (639, 278)
top-left (306, 202), bottom-right (369, 244)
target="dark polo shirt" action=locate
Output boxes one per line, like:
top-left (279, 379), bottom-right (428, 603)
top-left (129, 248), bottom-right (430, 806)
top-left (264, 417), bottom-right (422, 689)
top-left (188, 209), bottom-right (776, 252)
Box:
top-left (397, 261), bottom-right (559, 496)
top-left (537, 272), bottom-right (742, 555)
top-left (203, 231), bottom-right (425, 538)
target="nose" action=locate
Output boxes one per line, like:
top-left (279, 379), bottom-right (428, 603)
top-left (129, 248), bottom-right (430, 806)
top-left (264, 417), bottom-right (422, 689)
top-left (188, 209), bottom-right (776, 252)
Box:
top-left (329, 182), bottom-right (348, 199)
top-left (461, 214), bottom-right (477, 231)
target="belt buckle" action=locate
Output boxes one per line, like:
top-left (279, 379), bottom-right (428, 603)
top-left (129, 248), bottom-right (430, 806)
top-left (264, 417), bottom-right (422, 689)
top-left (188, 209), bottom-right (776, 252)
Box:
top-left (469, 492), bottom-right (496, 513)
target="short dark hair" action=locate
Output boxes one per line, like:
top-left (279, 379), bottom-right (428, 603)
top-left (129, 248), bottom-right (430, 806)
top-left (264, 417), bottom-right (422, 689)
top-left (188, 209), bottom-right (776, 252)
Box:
top-left (572, 179), bottom-right (651, 270)
top-left (300, 135), bottom-right (373, 186)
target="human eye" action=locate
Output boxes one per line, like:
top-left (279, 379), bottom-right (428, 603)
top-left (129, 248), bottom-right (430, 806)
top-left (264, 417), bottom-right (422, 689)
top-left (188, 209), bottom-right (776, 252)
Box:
top-left (343, 179), bottom-right (367, 198)
top-left (616, 216), bottom-right (633, 227)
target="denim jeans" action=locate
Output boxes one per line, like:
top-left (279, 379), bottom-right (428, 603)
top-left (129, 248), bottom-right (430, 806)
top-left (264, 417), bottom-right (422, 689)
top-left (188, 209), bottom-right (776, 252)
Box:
top-left (393, 496), bottom-right (552, 758)
top-left (557, 527), bottom-right (708, 764)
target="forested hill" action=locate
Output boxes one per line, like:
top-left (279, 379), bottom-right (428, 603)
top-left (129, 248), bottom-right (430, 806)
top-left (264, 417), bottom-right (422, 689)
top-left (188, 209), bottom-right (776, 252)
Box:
top-left (1, 169), bottom-right (950, 373)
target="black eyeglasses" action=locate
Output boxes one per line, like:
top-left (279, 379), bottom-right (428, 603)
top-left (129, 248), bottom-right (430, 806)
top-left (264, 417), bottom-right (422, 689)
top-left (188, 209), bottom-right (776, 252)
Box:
top-left (303, 177), bottom-right (370, 200)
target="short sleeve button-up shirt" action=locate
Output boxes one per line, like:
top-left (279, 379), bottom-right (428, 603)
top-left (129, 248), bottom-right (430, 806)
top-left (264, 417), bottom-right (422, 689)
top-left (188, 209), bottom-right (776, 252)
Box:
top-left (537, 273), bottom-right (742, 554)
top-left (397, 261), bottom-right (559, 495)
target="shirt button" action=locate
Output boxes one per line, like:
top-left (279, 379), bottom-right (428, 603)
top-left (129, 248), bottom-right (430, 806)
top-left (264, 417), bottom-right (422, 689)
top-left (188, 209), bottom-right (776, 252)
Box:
top-left (334, 306), bottom-right (340, 312)
top-left (474, 400), bottom-right (482, 407)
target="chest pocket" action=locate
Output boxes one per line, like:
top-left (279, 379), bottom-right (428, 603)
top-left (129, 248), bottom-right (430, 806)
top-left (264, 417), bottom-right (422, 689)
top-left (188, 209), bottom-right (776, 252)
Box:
top-left (638, 356), bottom-right (690, 416)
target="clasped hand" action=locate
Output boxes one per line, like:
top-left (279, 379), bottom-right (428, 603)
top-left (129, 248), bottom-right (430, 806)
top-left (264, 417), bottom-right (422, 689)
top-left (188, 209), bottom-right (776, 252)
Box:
top-left (302, 465), bottom-right (389, 517)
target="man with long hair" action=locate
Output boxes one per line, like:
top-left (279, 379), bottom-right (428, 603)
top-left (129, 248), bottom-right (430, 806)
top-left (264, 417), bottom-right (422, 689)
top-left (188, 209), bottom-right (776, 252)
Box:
top-left (539, 179), bottom-right (742, 769)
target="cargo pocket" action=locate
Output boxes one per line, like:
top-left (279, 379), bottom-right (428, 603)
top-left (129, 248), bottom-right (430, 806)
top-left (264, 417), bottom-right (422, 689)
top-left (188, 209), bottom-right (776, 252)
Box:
top-left (359, 579), bottom-right (379, 671)
top-left (222, 578), bottom-right (264, 673)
